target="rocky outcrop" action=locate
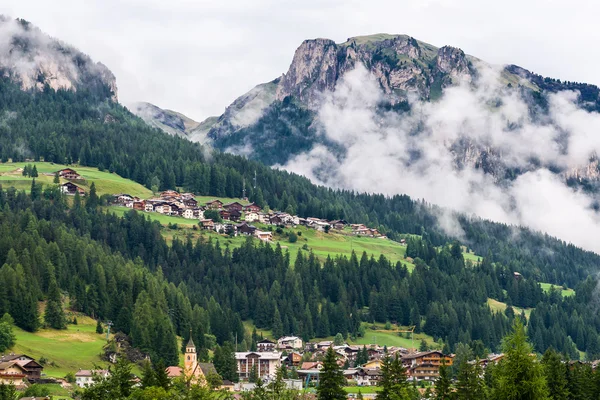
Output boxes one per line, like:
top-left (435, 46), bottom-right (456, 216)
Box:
top-left (130, 102), bottom-right (199, 138)
top-left (0, 16), bottom-right (118, 101)
top-left (274, 34), bottom-right (475, 110)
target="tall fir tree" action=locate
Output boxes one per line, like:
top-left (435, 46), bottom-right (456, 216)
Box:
top-left (435, 361), bottom-right (452, 400)
top-left (541, 348), bottom-right (569, 400)
top-left (492, 319), bottom-right (549, 400)
top-left (44, 274), bottom-right (66, 329)
top-left (317, 346), bottom-right (346, 400)
top-left (379, 353), bottom-right (410, 400)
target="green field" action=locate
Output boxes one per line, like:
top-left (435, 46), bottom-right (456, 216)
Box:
top-left (350, 324), bottom-right (439, 350)
top-left (0, 162), bottom-right (152, 198)
top-left (487, 298), bottom-right (533, 320)
top-left (136, 214), bottom-right (413, 266)
top-left (11, 313), bottom-right (111, 378)
top-left (540, 283), bottom-right (575, 297)
top-left (344, 386), bottom-right (381, 393)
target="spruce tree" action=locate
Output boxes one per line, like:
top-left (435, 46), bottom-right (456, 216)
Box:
top-left (44, 276), bottom-right (66, 329)
top-left (317, 346), bottom-right (346, 400)
top-left (455, 357), bottom-right (486, 400)
top-left (53, 172), bottom-right (60, 184)
top-left (213, 342), bottom-right (238, 383)
top-left (379, 353), bottom-right (410, 400)
top-left (435, 361), bottom-right (452, 400)
top-left (272, 306), bottom-right (283, 339)
top-left (31, 165), bottom-right (38, 177)
top-left (541, 348), bottom-right (569, 400)
top-left (96, 320), bottom-right (104, 334)
top-left (492, 319), bottom-right (549, 400)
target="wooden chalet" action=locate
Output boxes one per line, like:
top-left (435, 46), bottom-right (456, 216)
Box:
top-left (402, 351), bottom-right (453, 381)
top-left (0, 354), bottom-right (43, 381)
top-left (223, 202), bottom-right (244, 212)
top-left (0, 361), bottom-right (27, 387)
top-left (257, 339), bottom-right (276, 352)
top-left (60, 182), bottom-right (85, 196)
top-left (244, 203), bottom-right (261, 213)
top-left (219, 210), bottom-right (231, 220)
top-left (56, 168), bottom-right (82, 180)
top-left (229, 209), bottom-right (242, 222)
top-left (205, 199), bottom-right (223, 210)
top-left (160, 190), bottom-right (180, 199)
top-left (330, 220), bottom-right (348, 230)
top-left (199, 219), bottom-right (215, 229)
top-left (183, 197), bottom-right (198, 208)
top-left (236, 222), bottom-right (257, 236)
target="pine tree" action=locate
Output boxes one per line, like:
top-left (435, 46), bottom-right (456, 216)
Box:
top-left (140, 360), bottom-right (157, 388)
top-left (435, 361), bottom-right (452, 400)
top-left (213, 342), bottom-right (238, 382)
top-left (541, 348), bottom-right (569, 400)
top-left (86, 182), bottom-right (98, 209)
top-left (379, 353), bottom-right (410, 400)
top-left (53, 172), bottom-right (60, 184)
top-left (272, 306), bottom-right (283, 339)
top-left (492, 319), bottom-right (549, 400)
top-left (455, 357), bottom-right (486, 400)
top-left (44, 275), bottom-right (66, 329)
top-left (248, 364), bottom-right (258, 383)
top-left (31, 165), bottom-right (38, 177)
top-left (317, 346), bottom-right (346, 400)
top-left (96, 320), bottom-right (104, 334)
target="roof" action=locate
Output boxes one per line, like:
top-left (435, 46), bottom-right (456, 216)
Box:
top-left (165, 366), bottom-right (183, 378)
top-left (187, 335), bottom-right (196, 348)
top-left (75, 369), bottom-right (109, 377)
top-left (402, 350), bottom-right (447, 360)
top-left (235, 352), bottom-right (281, 360)
top-left (257, 339), bottom-right (275, 344)
top-left (198, 363), bottom-right (217, 376)
top-left (279, 336), bottom-right (301, 342)
top-left (0, 354), bottom-right (33, 362)
top-left (0, 361), bottom-right (27, 372)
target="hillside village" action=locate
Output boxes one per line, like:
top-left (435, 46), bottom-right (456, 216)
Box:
top-left (52, 167), bottom-right (387, 243)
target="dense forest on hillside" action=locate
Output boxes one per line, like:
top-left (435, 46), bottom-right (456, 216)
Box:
top-left (0, 186), bottom-right (599, 363)
top-left (0, 76), bottom-right (599, 290)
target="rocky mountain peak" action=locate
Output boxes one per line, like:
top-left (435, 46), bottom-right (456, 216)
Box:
top-left (436, 46), bottom-right (471, 78)
top-left (0, 16), bottom-right (118, 101)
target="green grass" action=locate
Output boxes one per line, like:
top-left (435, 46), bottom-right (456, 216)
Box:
top-left (194, 196), bottom-right (250, 205)
top-left (463, 251), bottom-right (482, 264)
top-left (106, 209), bottom-right (414, 267)
top-left (0, 162), bottom-right (152, 198)
top-left (487, 298), bottom-right (532, 320)
top-left (350, 324), bottom-right (439, 350)
top-left (344, 386), bottom-right (381, 393)
top-left (539, 283), bottom-right (575, 297)
top-left (11, 313), bottom-right (111, 378)
top-left (106, 206), bottom-right (198, 227)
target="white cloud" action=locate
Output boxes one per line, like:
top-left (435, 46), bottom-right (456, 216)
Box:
top-left (282, 64), bottom-right (600, 252)
top-left (0, 0), bottom-right (599, 121)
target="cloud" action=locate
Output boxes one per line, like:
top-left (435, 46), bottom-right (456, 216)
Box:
top-left (282, 64), bottom-right (600, 253)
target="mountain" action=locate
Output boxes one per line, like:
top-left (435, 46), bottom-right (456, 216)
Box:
top-left (184, 33), bottom-right (600, 188)
top-left (0, 16), bottom-right (117, 101)
top-left (130, 101), bottom-right (205, 140)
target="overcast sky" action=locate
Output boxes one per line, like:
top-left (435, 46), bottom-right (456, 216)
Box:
top-left (1, 0), bottom-right (598, 121)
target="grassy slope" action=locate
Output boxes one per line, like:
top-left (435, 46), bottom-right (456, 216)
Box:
top-left (113, 209), bottom-right (413, 266)
top-left (539, 282), bottom-right (575, 297)
top-left (487, 298), bottom-right (533, 320)
top-left (11, 314), bottom-right (110, 378)
top-left (0, 162), bottom-right (152, 198)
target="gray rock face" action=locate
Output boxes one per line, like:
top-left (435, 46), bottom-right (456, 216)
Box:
top-left (274, 34), bottom-right (475, 109)
top-left (0, 16), bottom-right (118, 101)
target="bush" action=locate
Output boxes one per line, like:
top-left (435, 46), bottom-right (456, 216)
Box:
top-left (289, 232), bottom-right (298, 243)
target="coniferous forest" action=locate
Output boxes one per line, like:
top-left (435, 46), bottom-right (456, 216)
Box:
top-left (0, 72), bottom-right (599, 398)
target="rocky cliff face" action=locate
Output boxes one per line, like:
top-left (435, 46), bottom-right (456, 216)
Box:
top-left (274, 35), bottom-right (475, 109)
top-left (0, 16), bottom-right (118, 101)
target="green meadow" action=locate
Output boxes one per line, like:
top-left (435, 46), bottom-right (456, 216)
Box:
top-left (11, 314), bottom-right (110, 378)
top-left (0, 162), bottom-right (152, 198)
